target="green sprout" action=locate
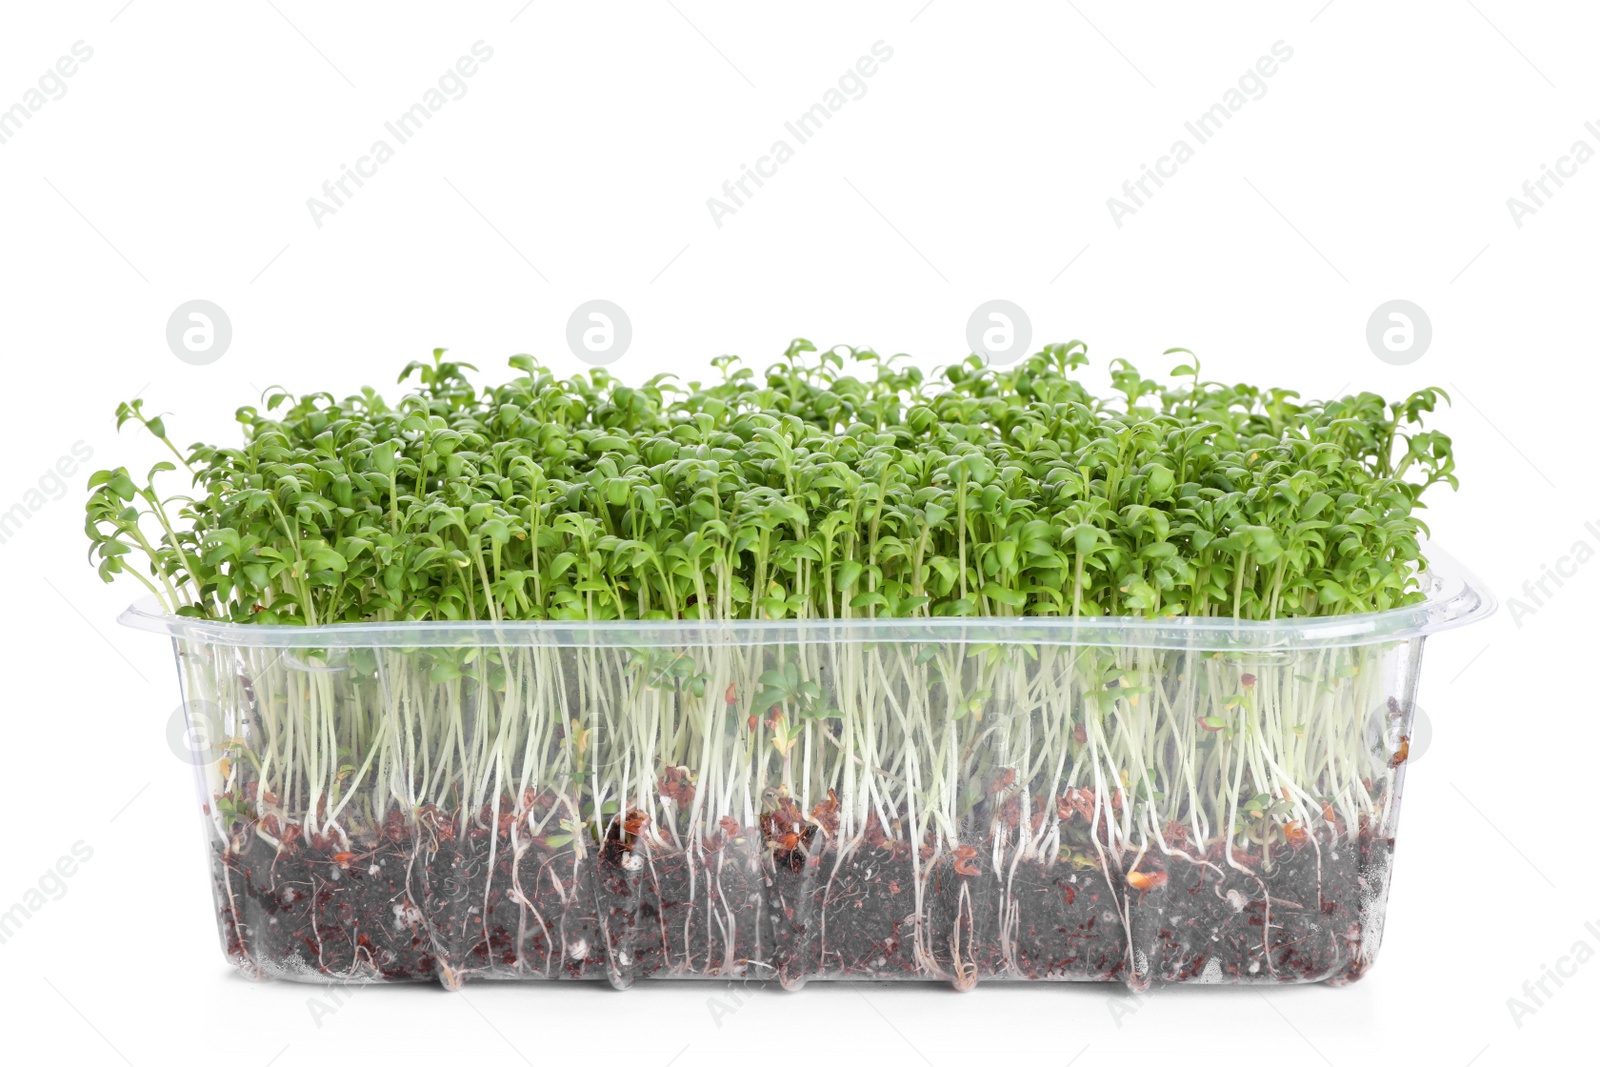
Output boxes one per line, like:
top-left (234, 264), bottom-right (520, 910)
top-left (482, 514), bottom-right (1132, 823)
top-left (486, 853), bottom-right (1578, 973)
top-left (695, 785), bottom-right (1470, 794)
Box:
top-left (91, 341), bottom-right (1452, 981)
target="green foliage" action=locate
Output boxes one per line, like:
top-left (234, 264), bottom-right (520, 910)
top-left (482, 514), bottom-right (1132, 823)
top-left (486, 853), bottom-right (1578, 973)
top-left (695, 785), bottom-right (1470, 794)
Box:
top-left (86, 343), bottom-right (1454, 624)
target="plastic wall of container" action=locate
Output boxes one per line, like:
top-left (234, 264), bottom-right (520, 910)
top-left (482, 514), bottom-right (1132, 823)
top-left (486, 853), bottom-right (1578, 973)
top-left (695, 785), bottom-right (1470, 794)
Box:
top-left (123, 544), bottom-right (1493, 990)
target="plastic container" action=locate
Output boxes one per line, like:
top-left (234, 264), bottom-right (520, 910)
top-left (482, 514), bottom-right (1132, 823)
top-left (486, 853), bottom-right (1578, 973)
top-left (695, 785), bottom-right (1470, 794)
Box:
top-left (123, 543), bottom-right (1493, 990)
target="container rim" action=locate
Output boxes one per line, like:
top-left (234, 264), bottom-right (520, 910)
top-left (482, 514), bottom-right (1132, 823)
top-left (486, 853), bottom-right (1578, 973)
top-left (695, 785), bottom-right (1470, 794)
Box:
top-left (118, 540), bottom-right (1494, 652)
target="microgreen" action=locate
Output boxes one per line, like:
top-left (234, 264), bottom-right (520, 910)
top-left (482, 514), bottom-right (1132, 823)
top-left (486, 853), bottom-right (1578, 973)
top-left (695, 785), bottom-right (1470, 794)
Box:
top-left (93, 342), bottom-right (1455, 985)
top-left (86, 344), bottom-right (1453, 626)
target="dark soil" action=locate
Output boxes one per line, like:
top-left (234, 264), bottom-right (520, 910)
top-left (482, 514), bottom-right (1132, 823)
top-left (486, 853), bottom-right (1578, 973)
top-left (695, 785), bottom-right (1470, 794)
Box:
top-left (1009, 858), bottom-right (1130, 981)
top-left (212, 807), bottom-right (1391, 988)
top-left (1132, 823), bottom-right (1394, 985)
top-left (594, 817), bottom-right (768, 985)
top-left (213, 803), bottom-right (607, 984)
top-left (215, 818), bottom-right (439, 983)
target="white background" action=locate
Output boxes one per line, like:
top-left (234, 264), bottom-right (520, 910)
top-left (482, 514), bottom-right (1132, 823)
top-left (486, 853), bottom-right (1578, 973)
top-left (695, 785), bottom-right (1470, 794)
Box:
top-left (0, 2), bottom-right (1594, 1065)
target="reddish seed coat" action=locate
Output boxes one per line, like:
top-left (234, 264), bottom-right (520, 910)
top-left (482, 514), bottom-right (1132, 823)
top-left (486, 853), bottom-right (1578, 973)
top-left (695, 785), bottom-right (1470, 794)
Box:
top-left (1127, 869), bottom-right (1166, 892)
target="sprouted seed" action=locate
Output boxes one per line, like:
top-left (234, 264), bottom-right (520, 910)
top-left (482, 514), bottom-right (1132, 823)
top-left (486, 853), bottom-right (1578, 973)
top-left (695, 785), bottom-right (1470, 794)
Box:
top-left (89, 340), bottom-right (1458, 988)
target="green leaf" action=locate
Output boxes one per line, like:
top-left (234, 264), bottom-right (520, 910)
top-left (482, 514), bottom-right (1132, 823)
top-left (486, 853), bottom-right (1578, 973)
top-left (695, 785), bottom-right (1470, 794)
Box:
top-left (982, 583), bottom-right (1026, 608)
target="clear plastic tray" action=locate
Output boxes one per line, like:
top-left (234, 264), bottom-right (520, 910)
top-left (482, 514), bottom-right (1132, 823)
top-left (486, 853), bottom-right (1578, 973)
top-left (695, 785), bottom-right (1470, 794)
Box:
top-left (124, 543), bottom-right (1493, 989)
